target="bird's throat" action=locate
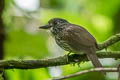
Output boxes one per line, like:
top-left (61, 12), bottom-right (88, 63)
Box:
top-left (51, 25), bottom-right (64, 35)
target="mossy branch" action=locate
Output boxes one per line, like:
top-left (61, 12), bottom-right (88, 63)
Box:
top-left (0, 33), bottom-right (120, 69)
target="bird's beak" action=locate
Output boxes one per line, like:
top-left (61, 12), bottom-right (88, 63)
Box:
top-left (39, 24), bottom-right (51, 29)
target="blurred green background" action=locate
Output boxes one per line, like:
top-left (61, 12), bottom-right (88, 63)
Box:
top-left (1, 0), bottom-right (120, 80)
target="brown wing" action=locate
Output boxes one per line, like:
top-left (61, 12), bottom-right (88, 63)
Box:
top-left (62, 24), bottom-right (97, 52)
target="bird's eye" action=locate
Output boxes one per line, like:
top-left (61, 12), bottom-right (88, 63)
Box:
top-left (53, 21), bottom-right (57, 25)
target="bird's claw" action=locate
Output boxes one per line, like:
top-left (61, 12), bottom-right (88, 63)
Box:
top-left (66, 52), bottom-right (71, 62)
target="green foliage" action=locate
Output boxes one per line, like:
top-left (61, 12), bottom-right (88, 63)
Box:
top-left (5, 30), bottom-right (48, 58)
top-left (0, 73), bottom-right (3, 80)
top-left (5, 68), bottom-right (50, 80)
top-left (3, 0), bottom-right (120, 80)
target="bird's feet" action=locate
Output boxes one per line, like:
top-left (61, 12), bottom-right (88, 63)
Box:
top-left (66, 52), bottom-right (71, 62)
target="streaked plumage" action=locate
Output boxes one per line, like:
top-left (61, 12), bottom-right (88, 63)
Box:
top-left (39, 18), bottom-right (105, 75)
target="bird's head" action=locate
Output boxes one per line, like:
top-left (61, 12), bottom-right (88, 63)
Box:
top-left (39, 18), bottom-right (69, 35)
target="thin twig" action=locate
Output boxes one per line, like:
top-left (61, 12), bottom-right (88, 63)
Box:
top-left (98, 33), bottom-right (120, 50)
top-left (53, 68), bottom-right (117, 80)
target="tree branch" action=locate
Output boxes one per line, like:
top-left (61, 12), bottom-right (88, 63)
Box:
top-left (0, 33), bottom-right (120, 69)
top-left (0, 51), bottom-right (120, 69)
top-left (52, 67), bottom-right (118, 80)
top-left (98, 33), bottom-right (120, 50)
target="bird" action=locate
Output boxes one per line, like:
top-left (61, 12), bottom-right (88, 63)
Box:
top-left (39, 18), bottom-right (105, 75)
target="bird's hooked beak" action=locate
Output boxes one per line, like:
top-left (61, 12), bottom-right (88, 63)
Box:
top-left (39, 24), bottom-right (51, 29)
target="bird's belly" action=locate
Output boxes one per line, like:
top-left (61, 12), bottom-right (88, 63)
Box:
top-left (55, 38), bottom-right (85, 55)
top-left (57, 40), bottom-right (72, 51)
top-left (55, 37), bottom-right (72, 52)
top-left (74, 51), bottom-right (85, 55)
top-left (55, 35), bottom-right (87, 55)
top-left (56, 41), bottom-right (85, 55)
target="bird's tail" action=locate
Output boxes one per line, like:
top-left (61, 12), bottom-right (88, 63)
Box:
top-left (86, 48), bottom-right (106, 75)
top-left (87, 52), bottom-right (102, 67)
